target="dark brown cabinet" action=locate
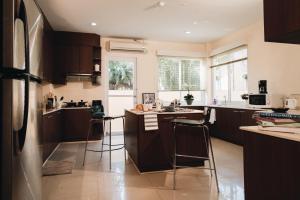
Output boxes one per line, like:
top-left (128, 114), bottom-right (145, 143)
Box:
top-left (42, 31), bottom-right (101, 84)
top-left (53, 45), bottom-right (68, 84)
top-left (62, 108), bottom-right (101, 141)
top-left (54, 32), bottom-right (100, 76)
top-left (61, 45), bottom-right (80, 74)
top-left (42, 110), bottom-right (63, 162)
top-left (42, 108), bottom-right (102, 161)
top-left (264, 0), bottom-right (300, 44)
top-left (124, 111), bottom-right (205, 172)
top-left (42, 19), bottom-right (54, 83)
top-left (79, 46), bottom-right (93, 74)
top-left (210, 107), bottom-right (258, 145)
top-left (243, 130), bottom-right (300, 200)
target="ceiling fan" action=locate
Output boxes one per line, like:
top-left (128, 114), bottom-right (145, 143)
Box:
top-left (144, 1), bottom-right (166, 11)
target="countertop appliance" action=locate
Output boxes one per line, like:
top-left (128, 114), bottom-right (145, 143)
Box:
top-left (1, 0), bottom-right (44, 199)
top-left (285, 98), bottom-right (298, 109)
top-left (259, 80), bottom-right (268, 94)
top-left (248, 94), bottom-right (283, 108)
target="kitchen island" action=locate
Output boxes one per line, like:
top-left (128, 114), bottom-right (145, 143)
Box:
top-left (240, 126), bottom-right (300, 200)
top-left (124, 109), bottom-right (206, 172)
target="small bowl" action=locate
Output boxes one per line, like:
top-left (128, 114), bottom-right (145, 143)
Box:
top-left (271, 108), bottom-right (289, 113)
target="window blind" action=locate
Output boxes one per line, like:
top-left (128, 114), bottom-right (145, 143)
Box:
top-left (158, 57), bottom-right (204, 91)
top-left (211, 45), bottom-right (247, 68)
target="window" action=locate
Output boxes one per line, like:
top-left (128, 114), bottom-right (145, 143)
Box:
top-left (158, 57), bottom-right (206, 105)
top-left (212, 46), bottom-right (248, 103)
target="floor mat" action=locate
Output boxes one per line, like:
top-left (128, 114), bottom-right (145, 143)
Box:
top-left (42, 160), bottom-right (74, 176)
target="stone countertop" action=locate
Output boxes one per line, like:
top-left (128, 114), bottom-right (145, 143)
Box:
top-left (126, 109), bottom-right (203, 115)
top-left (240, 126), bottom-right (300, 143)
top-left (43, 107), bottom-right (91, 115)
top-left (181, 104), bottom-right (266, 111)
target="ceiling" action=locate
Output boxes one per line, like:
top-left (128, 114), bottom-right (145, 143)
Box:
top-left (36, 0), bottom-right (263, 43)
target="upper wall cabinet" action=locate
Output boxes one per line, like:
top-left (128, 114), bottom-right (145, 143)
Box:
top-left (54, 31), bottom-right (101, 77)
top-left (264, 0), bottom-right (300, 44)
top-left (42, 19), bottom-right (54, 83)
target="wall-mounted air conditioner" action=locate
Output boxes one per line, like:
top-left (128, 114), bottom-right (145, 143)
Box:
top-left (108, 41), bottom-right (146, 53)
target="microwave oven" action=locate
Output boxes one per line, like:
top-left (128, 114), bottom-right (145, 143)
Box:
top-left (248, 94), bottom-right (283, 108)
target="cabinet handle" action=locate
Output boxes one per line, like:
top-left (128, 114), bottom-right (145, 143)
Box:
top-left (239, 111), bottom-right (245, 113)
top-left (47, 115), bottom-right (53, 119)
top-left (176, 116), bottom-right (188, 119)
top-left (163, 117), bottom-right (174, 120)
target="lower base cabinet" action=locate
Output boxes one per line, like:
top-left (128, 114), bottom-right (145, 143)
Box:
top-left (209, 107), bottom-right (258, 145)
top-left (42, 110), bottom-right (63, 162)
top-left (243, 131), bottom-right (300, 200)
top-left (42, 108), bottom-right (102, 162)
top-left (62, 109), bottom-right (102, 141)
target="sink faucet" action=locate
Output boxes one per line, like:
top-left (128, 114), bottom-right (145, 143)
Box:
top-left (224, 96), bottom-right (227, 105)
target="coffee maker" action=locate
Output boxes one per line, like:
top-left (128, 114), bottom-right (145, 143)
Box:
top-left (259, 80), bottom-right (267, 94)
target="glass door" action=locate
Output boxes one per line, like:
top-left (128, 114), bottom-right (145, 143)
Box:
top-left (107, 57), bottom-right (136, 133)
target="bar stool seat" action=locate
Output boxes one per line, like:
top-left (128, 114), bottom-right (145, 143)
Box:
top-left (171, 108), bottom-right (219, 192)
top-left (82, 115), bottom-right (126, 170)
top-left (171, 119), bottom-right (205, 126)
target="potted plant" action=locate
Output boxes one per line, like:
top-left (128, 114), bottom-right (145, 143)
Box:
top-left (184, 90), bottom-right (194, 105)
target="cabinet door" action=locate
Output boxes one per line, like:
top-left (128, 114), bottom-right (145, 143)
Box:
top-left (63, 109), bottom-right (95, 141)
top-left (264, 0), bottom-right (300, 44)
top-left (53, 45), bottom-right (67, 84)
top-left (79, 46), bottom-right (93, 74)
top-left (43, 113), bottom-right (55, 161)
top-left (230, 109), bottom-right (244, 145)
top-left (64, 45), bottom-right (80, 74)
top-left (53, 110), bottom-right (63, 144)
top-left (43, 29), bottom-right (54, 82)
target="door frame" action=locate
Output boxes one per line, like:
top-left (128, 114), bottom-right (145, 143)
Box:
top-left (104, 55), bottom-right (137, 115)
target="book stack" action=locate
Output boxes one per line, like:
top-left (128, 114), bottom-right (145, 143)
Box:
top-left (253, 112), bottom-right (300, 134)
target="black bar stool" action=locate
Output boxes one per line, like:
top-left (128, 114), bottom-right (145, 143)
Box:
top-left (82, 115), bottom-right (126, 170)
top-left (171, 108), bottom-right (219, 192)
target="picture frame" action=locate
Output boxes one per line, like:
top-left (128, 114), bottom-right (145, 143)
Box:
top-left (142, 93), bottom-right (156, 104)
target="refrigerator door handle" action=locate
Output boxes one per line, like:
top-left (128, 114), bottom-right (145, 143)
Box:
top-left (18, 0), bottom-right (30, 74)
top-left (13, 75), bottom-right (29, 153)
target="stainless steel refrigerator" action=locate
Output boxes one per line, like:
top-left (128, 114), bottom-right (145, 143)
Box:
top-left (1, 0), bottom-right (44, 199)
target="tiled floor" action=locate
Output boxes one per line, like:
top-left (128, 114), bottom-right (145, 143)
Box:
top-left (43, 136), bottom-right (244, 200)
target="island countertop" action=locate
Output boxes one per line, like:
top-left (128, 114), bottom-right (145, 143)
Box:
top-left (43, 107), bottom-right (91, 115)
top-left (126, 108), bottom-right (203, 115)
top-left (240, 126), bottom-right (300, 143)
top-left (124, 109), bottom-right (205, 172)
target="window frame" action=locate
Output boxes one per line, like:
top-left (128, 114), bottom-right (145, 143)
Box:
top-left (157, 56), bottom-right (206, 92)
top-left (211, 45), bottom-right (248, 103)
top-left (157, 56), bottom-right (206, 104)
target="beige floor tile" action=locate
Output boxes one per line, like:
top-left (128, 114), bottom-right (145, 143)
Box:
top-left (43, 137), bottom-right (245, 200)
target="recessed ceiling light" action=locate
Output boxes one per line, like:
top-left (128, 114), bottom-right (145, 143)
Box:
top-left (91, 22), bottom-right (97, 26)
top-left (158, 1), bottom-right (165, 7)
top-left (185, 31), bottom-right (191, 34)
top-left (193, 21), bottom-right (198, 25)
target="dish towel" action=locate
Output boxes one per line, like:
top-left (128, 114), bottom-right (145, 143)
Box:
top-left (144, 114), bottom-right (159, 131)
top-left (209, 108), bottom-right (216, 124)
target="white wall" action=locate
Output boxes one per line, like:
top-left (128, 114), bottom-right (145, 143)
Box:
top-left (42, 21), bottom-right (300, 108)
top-left (207, 21), bottom-right (300, 98)
top-left (42, 38), bottom-right (207, 109)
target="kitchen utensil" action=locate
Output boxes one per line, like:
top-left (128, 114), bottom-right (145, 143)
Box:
top-left (78, 100), bottom-right (87, 107)
top-left (63, 100), bottom-right (77, 107)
